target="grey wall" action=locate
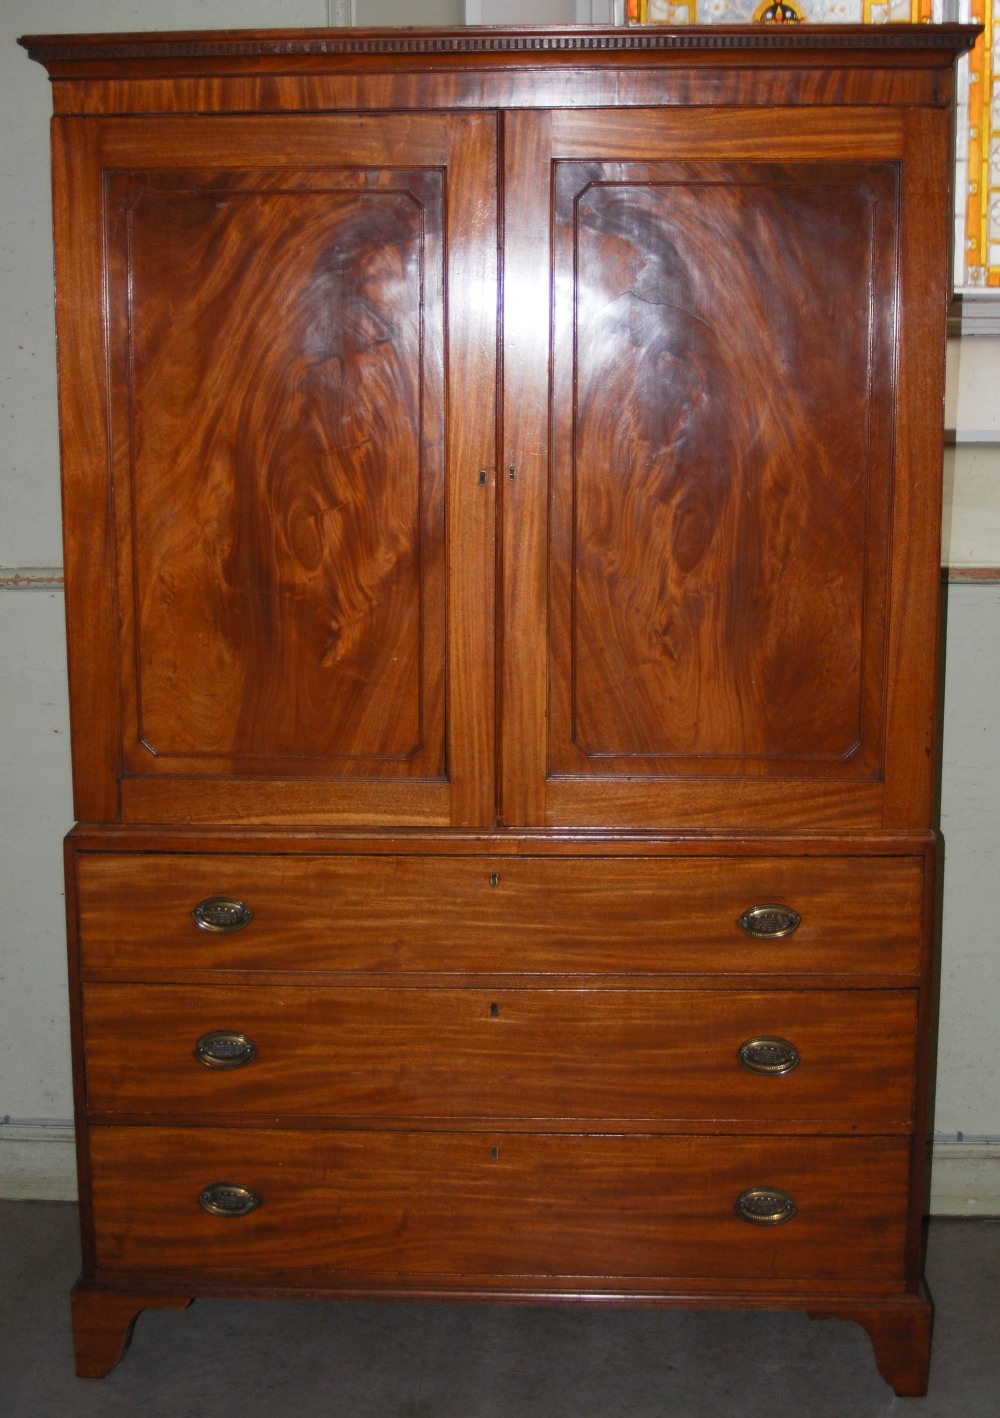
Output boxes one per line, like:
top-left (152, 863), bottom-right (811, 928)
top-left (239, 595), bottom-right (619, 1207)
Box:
top-left (1, 0), bottom-right (998, 1211)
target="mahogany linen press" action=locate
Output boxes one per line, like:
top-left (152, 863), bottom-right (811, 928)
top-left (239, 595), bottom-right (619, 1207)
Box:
top-left (20, 20), bottom-right (978, 1393)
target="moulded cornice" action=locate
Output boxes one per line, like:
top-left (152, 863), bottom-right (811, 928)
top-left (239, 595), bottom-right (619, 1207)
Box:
top-left (18, 23), bottom-right (980, 69)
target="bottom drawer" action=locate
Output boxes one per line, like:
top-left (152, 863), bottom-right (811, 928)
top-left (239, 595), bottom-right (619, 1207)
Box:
top-left (89, 1128), bottom-right (910, 1289)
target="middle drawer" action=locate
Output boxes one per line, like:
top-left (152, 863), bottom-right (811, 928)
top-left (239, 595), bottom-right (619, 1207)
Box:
top-left (83, 984), bottom-right (916, 1126)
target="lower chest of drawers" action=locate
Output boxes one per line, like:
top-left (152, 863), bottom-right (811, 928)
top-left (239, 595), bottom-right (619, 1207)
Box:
top-left (69, 844), bottom-right (928, 1295)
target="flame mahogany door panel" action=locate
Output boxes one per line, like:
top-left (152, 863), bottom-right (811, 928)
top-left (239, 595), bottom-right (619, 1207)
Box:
top-left (501, 108), bottom-right (948, 831)
top-left (55, 114), bottom-right (497, 827)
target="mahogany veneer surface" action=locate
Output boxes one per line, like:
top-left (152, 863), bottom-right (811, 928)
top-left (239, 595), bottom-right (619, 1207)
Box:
top-left (21, 21), bottom-right (976, 1394)
top-left (88, 1128), bottom-right (911, 1286)
top-left (82, 982), bottom-right (918, 1126)
top-left (74, 851), bottom-right (924, 975)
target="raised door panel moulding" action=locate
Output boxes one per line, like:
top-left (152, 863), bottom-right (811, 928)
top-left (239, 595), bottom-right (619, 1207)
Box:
top-left (550, 158), bottom-right (894, 776)
top-left (108, 169), bottom-right (445, 775)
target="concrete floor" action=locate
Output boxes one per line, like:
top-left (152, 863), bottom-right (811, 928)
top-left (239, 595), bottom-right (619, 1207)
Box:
top-left (2, 1203), bottom-right (998, 1417)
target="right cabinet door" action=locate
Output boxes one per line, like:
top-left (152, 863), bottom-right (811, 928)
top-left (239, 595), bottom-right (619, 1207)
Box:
top-left (501, 107), bottom-right (950, 832)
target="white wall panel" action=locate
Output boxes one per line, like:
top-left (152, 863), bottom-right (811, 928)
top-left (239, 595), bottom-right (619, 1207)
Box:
top-left (1, 0), bottom-right (998, 1211)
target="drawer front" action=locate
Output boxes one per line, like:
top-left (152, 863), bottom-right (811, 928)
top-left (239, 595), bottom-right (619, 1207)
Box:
top-left (89, 1127), bottom-right (910, 1287)
top-left (83, 983), bottom-right (917, 1126)
top-left (75, 853), bottom-right (923, 976)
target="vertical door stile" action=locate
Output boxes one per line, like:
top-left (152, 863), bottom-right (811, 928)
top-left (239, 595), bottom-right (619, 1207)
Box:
top-left (499, 112), bottom-right (554, 827)
top-left (444, 113), bottom-right (500, 827)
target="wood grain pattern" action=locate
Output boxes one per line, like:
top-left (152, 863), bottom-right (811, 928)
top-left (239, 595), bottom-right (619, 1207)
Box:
top-left (880, 106), bottom-right (954, 829)
top-left (88, 1127), bottom-right (910, 1286)
top-left (499, 109), bottom-right (554, 828)
top-left (82, 983), bottom-right (917, 1127)
top-left (74, 852), bottom-right (924, 978)
top-left (110, 168), bottom-right (441, 773)
top-left (819, 1293), bottom-right (934, 1398)
top-left (553, 162), bottom-right (894, 775)
top-left (439, 114), bottom-right (499, 827)
top-left (65, 824), bottom-right (936, 856)
top-left (540, 775), bottom-right (889, 831)
top-left (40, 68), bottom-right (947, 120)
top-left (70, 1288), bottom-right (192, 1379)
top-left (50, 120), bottom-right (121, 823)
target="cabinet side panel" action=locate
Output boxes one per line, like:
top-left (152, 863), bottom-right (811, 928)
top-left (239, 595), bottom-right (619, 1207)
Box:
top-left (881, 106), bottom-right (952, 829)
top-left (52, 118), bottom-right (121, 822)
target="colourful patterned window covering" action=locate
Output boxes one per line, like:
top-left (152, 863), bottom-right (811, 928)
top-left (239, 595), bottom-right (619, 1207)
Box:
top-left (626, 2), bottom-right (998, 290)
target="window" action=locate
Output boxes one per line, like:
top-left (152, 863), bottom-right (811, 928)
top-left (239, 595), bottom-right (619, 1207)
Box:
top-left (628, 1), bottom-right (998, 289)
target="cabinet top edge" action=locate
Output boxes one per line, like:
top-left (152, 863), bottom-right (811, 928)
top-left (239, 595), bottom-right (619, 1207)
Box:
top-left (19, 23), bottom-right (980, 71)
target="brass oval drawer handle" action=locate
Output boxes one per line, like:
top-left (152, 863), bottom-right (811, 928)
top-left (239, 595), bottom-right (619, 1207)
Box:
top-left (198, 1182), bottom-right (260, 1218)
top-left (195, 1030), bottom-right (257, 1070)
top-left (737, 903), bottom-right (802, 939)
top-left (738, 1037), bottom-right (800, 1075)
top-left (735, 1187), bottom-right (797, 1226)
top-left (192, 896), bottom-right (254, 933)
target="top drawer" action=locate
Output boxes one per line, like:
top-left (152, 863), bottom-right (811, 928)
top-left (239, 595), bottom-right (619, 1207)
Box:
top-left (74, 852), bottom-right (923, 977)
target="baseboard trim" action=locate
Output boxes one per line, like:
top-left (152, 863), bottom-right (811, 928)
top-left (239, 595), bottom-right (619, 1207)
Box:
top-left (0, 1125), bottom-right (77, 1201)
top-left (928, 1142), bottom-right (1000, 1216)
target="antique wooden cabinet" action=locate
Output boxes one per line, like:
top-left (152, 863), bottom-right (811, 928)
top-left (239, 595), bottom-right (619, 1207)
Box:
top-left (21, 22), bottom-right (977, 1394)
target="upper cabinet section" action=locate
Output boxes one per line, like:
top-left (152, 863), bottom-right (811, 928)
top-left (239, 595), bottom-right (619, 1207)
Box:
top-left (24, 27), bottom-right (977, 832)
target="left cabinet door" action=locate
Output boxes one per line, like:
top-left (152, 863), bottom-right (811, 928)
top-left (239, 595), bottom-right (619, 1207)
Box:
top-left (53, 114), bottom-right (497, 828)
